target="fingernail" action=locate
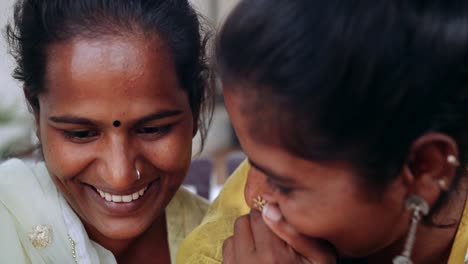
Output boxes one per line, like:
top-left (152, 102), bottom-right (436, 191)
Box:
top-left (262, 203), bottom-right (282, 222)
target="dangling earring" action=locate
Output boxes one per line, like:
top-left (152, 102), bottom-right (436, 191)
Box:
top-left (393, 195), bottom-right (429, 264)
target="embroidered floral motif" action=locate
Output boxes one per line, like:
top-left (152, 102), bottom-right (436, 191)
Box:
top-left (28, 224), bottom-right (53, 248)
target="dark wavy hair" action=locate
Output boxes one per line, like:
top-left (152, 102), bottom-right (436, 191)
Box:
top-left (6, 0), bottom-right (214, 149)
top-left (217, 0), bottom-right (468, 193)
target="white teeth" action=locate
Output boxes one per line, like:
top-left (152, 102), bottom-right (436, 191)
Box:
top-left (122, 195), bottom-right (132, 203)
top-left (111, 195), bottom-right (122, 202)
top-left (96, 186), bottom-right (148, 203)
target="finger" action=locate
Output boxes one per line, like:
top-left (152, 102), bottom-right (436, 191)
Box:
top-left (249, 209), bottom-right (286, 252)
top-left (222, 237), bottom-right (235, 264)
top-left (262, 204), bottom-right (337, 264)
top-left (233, 214), bottom-right (255, 255)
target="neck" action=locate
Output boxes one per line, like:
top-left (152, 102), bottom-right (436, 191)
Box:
top-left (84, 212), bottom-right (168, 259)
top-left (367, 178), bottom-right (468, 264)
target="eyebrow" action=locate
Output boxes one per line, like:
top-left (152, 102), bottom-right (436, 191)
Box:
top-left (49, 116), bottom-right (95, 125)
top-left (49, 110), bottom-right (183, 126)
top-left (135, 110), bottom-right (183, 125)
top-left (248, 159), bottom-right (295, 183)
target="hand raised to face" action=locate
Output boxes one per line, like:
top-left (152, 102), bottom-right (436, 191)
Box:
top-left (223, 209), bottom-right (337, 264)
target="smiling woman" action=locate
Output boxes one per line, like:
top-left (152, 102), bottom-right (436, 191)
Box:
top-left (178, 0), bottom-right (468, 263)
top-left (0, 0), bottom-right (213, 263)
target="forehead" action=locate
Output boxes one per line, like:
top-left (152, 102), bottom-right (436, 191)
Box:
top-left (225, 89), bottom-right (366, 192)
top-left (41, 35), bottom-right (188, 115)
top-left (224, 86), bottom-right (288, 148)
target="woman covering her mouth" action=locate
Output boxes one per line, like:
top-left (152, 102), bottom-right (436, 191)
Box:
top-left (0, 0), bottom-right (215, 263)
top-left (178, 0), bottom-right (468, 263)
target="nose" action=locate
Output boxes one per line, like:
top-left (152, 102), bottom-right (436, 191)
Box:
top-left (99, 134), bottom-right (138, 190)
top-left (244, 167), bottom-right (276, 209)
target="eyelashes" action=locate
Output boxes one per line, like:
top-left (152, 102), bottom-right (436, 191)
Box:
top-left (62, 130), bottom-right (99, 143)
top-left (266, 177), bottom-right (293, 195)
top-left (135, 124), bottom-right (173, 140)
top-left (63, 130), bottom-right (98, 138)
top-left (135, 124), bottom-right (172, 134)
top-left (61, 124), bottom-right (174, 143)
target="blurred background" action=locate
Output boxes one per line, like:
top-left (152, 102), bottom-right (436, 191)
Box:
top-left (0, 0), bottom-right (244, 200)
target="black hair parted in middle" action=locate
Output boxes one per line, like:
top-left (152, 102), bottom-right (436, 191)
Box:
top-left (6, 0), bottom-right (214, 149)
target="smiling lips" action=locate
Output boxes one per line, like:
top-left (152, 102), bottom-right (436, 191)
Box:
top-left (96, 185), bottom-right (148, 203)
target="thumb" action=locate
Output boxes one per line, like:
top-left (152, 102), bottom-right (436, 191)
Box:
top-left (262, 203), bottom-right (337, 264)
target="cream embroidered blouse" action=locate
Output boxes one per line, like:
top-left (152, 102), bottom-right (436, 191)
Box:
top-left (0, 159), bottom-right (208, 263)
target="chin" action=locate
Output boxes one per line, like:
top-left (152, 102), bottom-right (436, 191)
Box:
top-left (105, 230), bottom-right (145, 240)
top-left (82, 214), bottom-right (153, 242)
top-left (335, 241), bottom-right (389, 260)
top-left (116, 217), bottom-right (154, 237)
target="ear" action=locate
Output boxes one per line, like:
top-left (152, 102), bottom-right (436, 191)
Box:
top-left (403, 132), bottom-right (459, 207)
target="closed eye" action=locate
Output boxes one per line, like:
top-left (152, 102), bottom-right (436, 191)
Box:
top-left (62, 129), bottom-right (100, 143)
top-left (135, 124), bottom-right (173, 140)
top-left (136, 124), bottom-right (172, 134)
top-left (266, 177), bottom-right (293, 195)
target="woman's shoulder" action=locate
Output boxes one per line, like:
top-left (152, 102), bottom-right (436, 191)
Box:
top-left (0, 159), bottom-right (50, 202)
top-left (0, 158), bottom-right (38, 181)
top-left (175, 187), bottom-right (209, 213)
top-left (0, 159), bottom-right (116, 263)
top-left (0, 202), bottom-right (32, 263)
top-left (165, 187), bottom-right (209, 262)
top-left (175, 160), bottom-right (251, 264)
top-left (0, 159), bottom-right (78, 263)
top-left (448, 194), bottom-right (468, 263)
top-left (0, 158), bottom-right (52, 186)
top-left (0, 159), bottom-right (58, 209)
top-left (166, 187), bottom-right (209, 234)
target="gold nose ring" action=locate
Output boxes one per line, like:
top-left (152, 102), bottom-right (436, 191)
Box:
top-left (253, 195), bottom-right (267, 212)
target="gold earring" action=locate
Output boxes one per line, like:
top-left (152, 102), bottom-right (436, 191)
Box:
top-left (253, 195), bottom-right (266, 212)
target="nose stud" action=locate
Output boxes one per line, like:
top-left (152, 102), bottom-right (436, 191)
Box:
top-left (253, 195), bottom-right (267, 212)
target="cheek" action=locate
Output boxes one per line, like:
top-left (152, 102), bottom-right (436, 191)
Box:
top-left (277, 194), bottom-right (328, 233)
top-left (275, 182), bottom-right (364, 238)
top-left (277, 189), bottom-right (407, 256)
top-left (40, 126), bottom-right (95, 180)
top-left (142, 122), bottom-right (193, 179)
